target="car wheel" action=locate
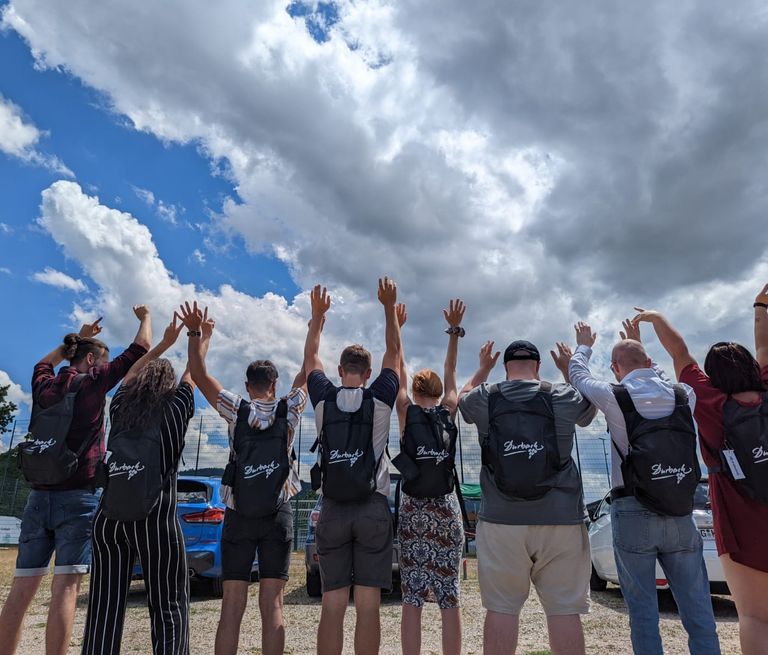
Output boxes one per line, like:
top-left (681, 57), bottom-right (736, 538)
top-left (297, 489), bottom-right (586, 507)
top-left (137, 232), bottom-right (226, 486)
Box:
top-left (306, 570), bottom-right (322, 598)
top-left (590, 565), bottom-right (607, 592)
top-left (210, 577), bottom-right (225, 598)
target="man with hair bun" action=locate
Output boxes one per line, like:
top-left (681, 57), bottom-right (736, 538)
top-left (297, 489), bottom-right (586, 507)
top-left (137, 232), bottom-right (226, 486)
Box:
top-left (0, 307), bottom-right (151, 655)
top-left (568, 318), bottom-right (720, 655)
top-left (304, 278), bottom-right (401, 655)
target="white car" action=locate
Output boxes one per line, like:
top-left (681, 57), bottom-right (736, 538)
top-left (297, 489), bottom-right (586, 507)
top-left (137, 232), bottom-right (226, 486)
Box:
top-left (588, 481), bottom-right (728, 594)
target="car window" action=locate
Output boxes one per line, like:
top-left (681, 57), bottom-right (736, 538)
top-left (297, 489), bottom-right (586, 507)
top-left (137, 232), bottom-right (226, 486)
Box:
top-left (594, 496), bottom-right (611, 519)
top-left (693, 481), bottom-right (710, 510)
top-left (177, 479), bottom-right (211, 504)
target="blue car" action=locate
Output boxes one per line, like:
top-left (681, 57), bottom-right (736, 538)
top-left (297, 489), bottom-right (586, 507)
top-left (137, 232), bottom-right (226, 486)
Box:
top-left (133, 475), bottom-right (258, 596)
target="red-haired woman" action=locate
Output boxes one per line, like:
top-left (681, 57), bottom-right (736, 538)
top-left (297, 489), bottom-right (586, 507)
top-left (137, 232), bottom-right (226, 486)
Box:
top-left (634, 284), bottom-right (768, 655)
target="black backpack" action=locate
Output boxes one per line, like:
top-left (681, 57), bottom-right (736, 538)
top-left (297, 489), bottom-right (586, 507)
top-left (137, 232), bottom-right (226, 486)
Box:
top-left (393, 404), bottom-right (457, 498)
top-left (18, 374), bottom-right (97, 485)
top-left (310, 393), bottom-right (379, 502)
top-left (483, 381), bottom-right (562, 500)
top-left (708, 394), bottom-right (768, 503)
top-left (230, 398), bottom-right (292, 518)
top-left (100, 421), bottom-right (171, 521)
top-left (612, 384), bottom-right (701, 516)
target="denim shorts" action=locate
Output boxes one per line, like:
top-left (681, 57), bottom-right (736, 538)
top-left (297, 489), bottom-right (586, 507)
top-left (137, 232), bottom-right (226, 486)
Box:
top-left (16, 488), bottom-right (102, 576)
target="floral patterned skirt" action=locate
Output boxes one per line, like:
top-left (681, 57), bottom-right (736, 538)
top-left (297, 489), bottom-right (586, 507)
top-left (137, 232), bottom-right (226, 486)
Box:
top-left (398, 491), bottom-right (464, 609)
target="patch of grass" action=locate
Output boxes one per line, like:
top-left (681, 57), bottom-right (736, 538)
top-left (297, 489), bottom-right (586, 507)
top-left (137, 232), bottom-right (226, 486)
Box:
top-left (526, 651), bottom-right (551, 655)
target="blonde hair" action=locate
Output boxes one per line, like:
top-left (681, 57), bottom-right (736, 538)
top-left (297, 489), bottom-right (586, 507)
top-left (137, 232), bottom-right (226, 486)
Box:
top-left (412, 369), bottom-right (443, 399)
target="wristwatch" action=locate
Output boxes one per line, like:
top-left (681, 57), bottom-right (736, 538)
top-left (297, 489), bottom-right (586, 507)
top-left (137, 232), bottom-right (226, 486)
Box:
top-left (445, 326), bottom-right (465, 337)
top-left (187, 330), bottom-right (202, 337)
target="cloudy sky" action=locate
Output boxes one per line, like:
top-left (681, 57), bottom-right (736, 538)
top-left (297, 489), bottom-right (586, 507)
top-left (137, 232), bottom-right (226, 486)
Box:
top-left (1, 0), bottom-right (768, 427)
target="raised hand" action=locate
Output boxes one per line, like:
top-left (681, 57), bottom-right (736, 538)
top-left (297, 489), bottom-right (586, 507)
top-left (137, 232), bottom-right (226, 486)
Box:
top-left (201, 307), bottom-right (216, 340)
top-left (133, 305), bottom-right (150, 321)
top-left (443, 298), bottom-right (465, 328)
top-left (479, 340), bottom-right (501, 371)
top-left (79, 317), bottom-right (103, 338)
top-left (550, 341), bottom-right (573, 374)
top-left (396, 303), bottom-right (407, 328)
top-left (619, 318), bottom-right (641, 342)
top-left (160, 314), bottom-right (184, 346)
top-left (631, 307), bottom-right (661, 324)
top-left (178, 300), bottom-right (204, 332)
top-left (377, 276), bottom-right (397, 308)
top-left (310, 285), bottom-right (331, 320)
top-left (755, 283), bottom-right (768, 306)
top-left (574, 321), bottom-right (597, 348)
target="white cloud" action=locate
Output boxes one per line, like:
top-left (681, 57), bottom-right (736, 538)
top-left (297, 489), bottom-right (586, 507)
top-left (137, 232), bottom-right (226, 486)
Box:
top-left (131, 184), bottom-right (180, 224)
top-left (5, 0), bottom-right (768, 387)
top-left (132, 186), bottom-right (155, 206)
top-left (0, 267), bottom-right (10, 275)
top-left (0, 95), bottom-right (73, 177)
top-left (0, 370), bottom-right (32, 412)
top-left (191, 248), bottom-right (206, 265)
top-left (0, 222), bottom-right (13, 234)
top-left (31, 266), bottom-right (87, 292)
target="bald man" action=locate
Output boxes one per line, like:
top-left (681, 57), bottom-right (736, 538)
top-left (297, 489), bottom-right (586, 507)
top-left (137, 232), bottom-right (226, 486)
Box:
top-left (568, 320), bottom-right (720, 655)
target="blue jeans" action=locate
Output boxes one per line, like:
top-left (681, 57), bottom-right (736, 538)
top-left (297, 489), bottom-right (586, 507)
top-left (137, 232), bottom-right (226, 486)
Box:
top-left (16, 488), bottom-right (101, 576)
top-left (611, 496), bottom-right (720, 655)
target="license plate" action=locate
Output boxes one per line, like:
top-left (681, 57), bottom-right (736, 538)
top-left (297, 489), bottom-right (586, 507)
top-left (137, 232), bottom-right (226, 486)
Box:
top-left (699, 528), bottom-right (715, 539)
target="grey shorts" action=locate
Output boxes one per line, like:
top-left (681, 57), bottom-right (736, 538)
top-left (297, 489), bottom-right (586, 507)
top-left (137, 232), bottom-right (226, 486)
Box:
top-left (315, 493), bottom-right (393, 592)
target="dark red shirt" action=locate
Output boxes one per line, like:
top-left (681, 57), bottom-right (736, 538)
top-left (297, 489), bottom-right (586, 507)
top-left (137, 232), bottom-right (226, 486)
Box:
top-left (31, 342), bottom-right (147, 490)
top-left (680, 363), bottom-right (768, 572)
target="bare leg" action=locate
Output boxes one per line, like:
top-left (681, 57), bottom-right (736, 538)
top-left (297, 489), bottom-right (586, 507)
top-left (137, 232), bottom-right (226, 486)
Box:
top-left (401, 603), bottom-right (422, 655)
top-left (259, 579), bottom-right (287, 655)
top-left (353, 585), bottom-right (381, 655)
top-left (46, 574), bottom-right (82, 655)
top-left (317, 586), bottom-right (349, 655)
top-left (440, 607), bottom-right (462, 655)
top-left (484, 610), bottom-right (519, 655)
top-left (546, 614), bottom-right (585, 655)
top-left (722, 554), bottom-right (768, 655)
top-left (214, 580), bottom-right (249, 655)
top-left (0, 575), bottom-right (43, 655)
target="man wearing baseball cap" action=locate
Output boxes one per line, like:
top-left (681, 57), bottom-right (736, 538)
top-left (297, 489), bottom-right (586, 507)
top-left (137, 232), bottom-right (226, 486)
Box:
top-left (459, 337), bottom-right (596, 655)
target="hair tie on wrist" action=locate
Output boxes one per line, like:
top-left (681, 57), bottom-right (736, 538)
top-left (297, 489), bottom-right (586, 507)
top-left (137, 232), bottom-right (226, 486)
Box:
top-left (754, 302), bottom-right (768, 309)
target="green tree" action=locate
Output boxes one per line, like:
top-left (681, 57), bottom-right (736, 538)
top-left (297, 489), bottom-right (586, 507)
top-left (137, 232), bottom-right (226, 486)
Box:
top-left (0, 384), bottom-right (18, 435)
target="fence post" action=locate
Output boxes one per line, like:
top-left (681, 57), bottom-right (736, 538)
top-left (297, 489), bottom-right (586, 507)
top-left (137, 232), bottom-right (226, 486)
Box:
top-left (10, 478), bottom-right (19, 515)
top-left (1, 420), bottom-right (17, 501)
top-left (194, 415), bottom-right (203, 474)
top-left (573, 430), bottom-right (582, 473)
top-left (457, 415), bottom-right (465, 483)
top-left (296, 416), bottom-right (302, 478)
top-left (600, 436), bottom-right (611, 484)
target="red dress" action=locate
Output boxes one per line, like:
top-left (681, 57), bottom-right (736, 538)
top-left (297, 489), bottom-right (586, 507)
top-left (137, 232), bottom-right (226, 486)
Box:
top-left (680, 363), bottom-right (768, 572)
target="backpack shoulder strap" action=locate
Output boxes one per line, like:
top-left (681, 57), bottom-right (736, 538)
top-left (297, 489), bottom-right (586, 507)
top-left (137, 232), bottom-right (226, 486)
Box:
top-left (488, 383), bottom-right (500, 395)
top-left (671, 384), bottom-right (689, 407)
top-left (611, 383), bottom-right (637, 416)
top-left (538, 380), bottom-right (553, 395)
top-left (453, 468), bottom-right (471, 533)
top-left (68, 373), bottom-right (88, 395)
top-left (275, 398), bottom-right (289, 419)
top-left (236, 398), bottom-right (252, 420)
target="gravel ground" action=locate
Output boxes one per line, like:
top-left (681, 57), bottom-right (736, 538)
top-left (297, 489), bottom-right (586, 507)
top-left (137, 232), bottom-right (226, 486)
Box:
top-left (0, 548), bottom-right (741, 654)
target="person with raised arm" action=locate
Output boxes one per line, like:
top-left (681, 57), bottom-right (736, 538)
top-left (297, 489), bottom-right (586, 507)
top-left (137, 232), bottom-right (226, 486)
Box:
top-left (0, 308), bottom-right (150, 655)
top-left (81, 311), bottom-right (196, 655)
top-left (632, 285), bottom-right (768, 655)
top-left (305, 279), bottom-right (401, 655)
top-left (393, 300), bottom-right (466, 655)
top-left (567, 318), bottom-right (720, 655)
top-left (180, 302), bottom-right (307, 655)
top-left (459, 332), bottom-right (596, 655)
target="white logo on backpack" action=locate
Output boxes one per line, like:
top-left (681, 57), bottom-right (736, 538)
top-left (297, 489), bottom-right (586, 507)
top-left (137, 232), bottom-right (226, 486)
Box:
top-left (329, 449), bottom-right (363, 467)
top-left (753, 446), bottom-right (768, 464)
top-left (415, 445), bottom-right (450, 465)
top-left (503, 440), bottom-right (544, 459)
top-left (650, 463), bottom-right (693, 484)
top-left (244, 461), bottom-right (280, 479)
top-left (108, 461), bottom-right (146, 480)
top-left (30, 438), bottom-right (56, 453)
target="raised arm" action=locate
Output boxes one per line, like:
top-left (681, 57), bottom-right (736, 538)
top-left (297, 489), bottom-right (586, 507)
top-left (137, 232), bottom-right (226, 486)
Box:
top-left (122, 313), bottom-right (183, 385)
top-left (550, 341), bottom-right (573, 384)
top-left (131, 304), bottom-right (152, 351)
top-left (459, 341), bottom-right (500, 398)
top-left (441, 299), bottom-right (465, 414)
top-left (303, 285), bottom-right (331, 375)
top-left (36, 317), bottom-right (104, 368)
top-left (378, 277), bottom-right (401, 372)
top-left (632, 308), bottom-right (697, 379)
top-left (755, 283), bottom-right (768, 370)
top-left (179, 302), bottom-right (221, 407)
top-left (394, 303), bottom-right (410, 433)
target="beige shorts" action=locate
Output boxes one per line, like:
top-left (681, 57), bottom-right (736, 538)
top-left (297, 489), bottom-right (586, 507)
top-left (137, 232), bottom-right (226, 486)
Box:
top-left (476, 521), bottom-right (591, 616)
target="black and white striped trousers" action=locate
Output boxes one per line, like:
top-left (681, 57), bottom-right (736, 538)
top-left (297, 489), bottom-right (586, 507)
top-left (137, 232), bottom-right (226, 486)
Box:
top-left (81, 488), bottom-right (189, 655)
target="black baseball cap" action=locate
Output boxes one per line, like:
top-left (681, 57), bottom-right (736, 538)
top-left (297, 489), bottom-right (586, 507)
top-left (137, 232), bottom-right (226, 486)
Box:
top-left (503, 340), bottom-right (540, 363)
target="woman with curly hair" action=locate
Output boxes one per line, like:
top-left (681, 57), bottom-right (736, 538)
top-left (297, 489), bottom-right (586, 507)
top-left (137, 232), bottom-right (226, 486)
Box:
top-left (394, 299), bottom-right (466, 655)
top-left (81, 309), bottom-right (202, 655)
top-left (634, 284), bottom-right (768, 655)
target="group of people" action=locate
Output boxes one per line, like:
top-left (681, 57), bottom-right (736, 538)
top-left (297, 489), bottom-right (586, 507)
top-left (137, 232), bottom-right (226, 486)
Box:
top-left (0, 279), bottom-right (766, 655)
